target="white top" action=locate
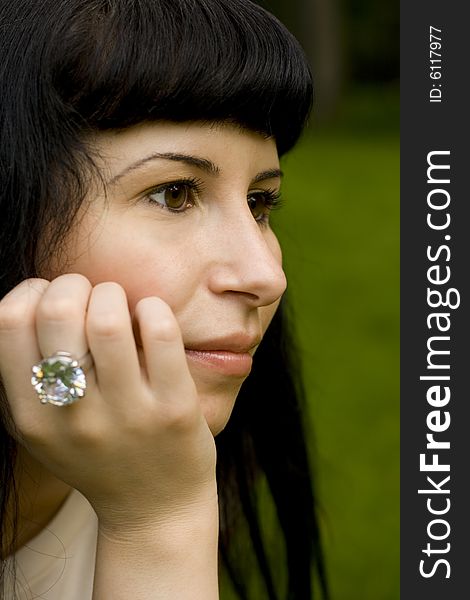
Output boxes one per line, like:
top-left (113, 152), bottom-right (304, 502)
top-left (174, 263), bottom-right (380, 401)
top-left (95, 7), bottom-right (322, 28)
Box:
top-left (6, 490), bottom-right (98, 600)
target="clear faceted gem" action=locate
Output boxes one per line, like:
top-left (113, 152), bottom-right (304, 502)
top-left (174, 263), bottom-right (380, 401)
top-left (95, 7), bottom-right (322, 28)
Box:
top-left (31, 354), bottom-right (86, 406)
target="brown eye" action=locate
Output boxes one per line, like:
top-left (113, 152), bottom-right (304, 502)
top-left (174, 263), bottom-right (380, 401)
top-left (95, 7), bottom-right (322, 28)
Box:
top-left (247, 189), bottom-right (282, 224)
top-left (148, 183), bottom-right (193, 212)
top-left (247, 194), bottom-right (265, 220)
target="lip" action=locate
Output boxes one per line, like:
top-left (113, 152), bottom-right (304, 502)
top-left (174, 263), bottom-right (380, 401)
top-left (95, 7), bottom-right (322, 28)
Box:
top-left (185, 349), bottom-right (253, 376)
top-left (184, 334), bottom-right (261, 354)
top-left (184, 334), bottom-right (260, 377)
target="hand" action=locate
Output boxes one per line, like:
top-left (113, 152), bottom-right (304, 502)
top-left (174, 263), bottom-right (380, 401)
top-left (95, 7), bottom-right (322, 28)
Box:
top-left (0, 274), bottom-right (217, 536)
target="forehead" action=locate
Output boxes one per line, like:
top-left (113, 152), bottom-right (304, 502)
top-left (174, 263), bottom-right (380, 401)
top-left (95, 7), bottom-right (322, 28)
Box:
top-left (92, 121), bottom-right (280, 179)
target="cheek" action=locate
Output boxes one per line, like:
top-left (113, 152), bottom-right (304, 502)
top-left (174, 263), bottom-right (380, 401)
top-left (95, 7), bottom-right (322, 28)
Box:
top-left (259, 231), bottom-right (284, 330)
top-left (58, 217), bottom-right (192, 313)
top-left (260, 298), bottom-right (281, 334)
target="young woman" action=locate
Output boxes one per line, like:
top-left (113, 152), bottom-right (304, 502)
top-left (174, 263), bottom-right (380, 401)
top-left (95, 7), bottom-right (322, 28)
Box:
top-left (0, 1), bottom-right (327, 598)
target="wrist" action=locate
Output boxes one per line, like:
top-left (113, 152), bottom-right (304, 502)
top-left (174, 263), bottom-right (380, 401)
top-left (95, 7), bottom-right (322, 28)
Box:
top-left (93, 497), bottom-right (220, 600)
top-left (96, 488), bottom-right (219, 547)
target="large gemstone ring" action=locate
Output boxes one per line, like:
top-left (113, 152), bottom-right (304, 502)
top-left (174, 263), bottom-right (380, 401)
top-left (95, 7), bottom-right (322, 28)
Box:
top-left (31, 351), bottom-right (91, 406)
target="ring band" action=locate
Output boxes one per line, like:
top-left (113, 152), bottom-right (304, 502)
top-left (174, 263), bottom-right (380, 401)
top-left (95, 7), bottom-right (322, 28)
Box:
top-left (31, 351), bottom-right (92, 406)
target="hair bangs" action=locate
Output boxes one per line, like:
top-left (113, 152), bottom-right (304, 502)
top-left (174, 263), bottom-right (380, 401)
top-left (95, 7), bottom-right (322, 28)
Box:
top-left (51, 0), bottom-right (313, 155)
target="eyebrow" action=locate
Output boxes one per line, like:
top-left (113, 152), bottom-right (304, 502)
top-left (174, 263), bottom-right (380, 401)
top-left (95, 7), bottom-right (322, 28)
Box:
top-left (251, 168), bottom-right (283, 185)
top-left (108, 152), bottom-right (219, 185)
top-left (107, 152), bottom-right (282, 186)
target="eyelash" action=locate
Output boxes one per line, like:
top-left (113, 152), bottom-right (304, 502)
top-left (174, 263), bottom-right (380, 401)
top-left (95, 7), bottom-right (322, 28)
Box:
top-left (144, 177), bottom-right (283, 225)
top-left (145, 176), bottom-right (204, 213)
top-left (247, 188), bottom-right (283, 226)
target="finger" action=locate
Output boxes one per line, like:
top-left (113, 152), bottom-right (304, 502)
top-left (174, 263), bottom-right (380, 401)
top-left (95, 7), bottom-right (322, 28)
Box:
top-left (133, 296), bottom-right (195, 402)
top-left (0, 278), bottom-right (50, 425)
top-left (36, 273), bottom-right (92, 359)
top-left (86, 282), bottom-right (141, 403)
top-left (0, 278), bottom-right (50, 376)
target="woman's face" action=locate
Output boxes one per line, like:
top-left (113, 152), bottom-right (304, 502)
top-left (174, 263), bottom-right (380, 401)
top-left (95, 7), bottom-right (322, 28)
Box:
top-left (59, 121), bottom-right (286, 435)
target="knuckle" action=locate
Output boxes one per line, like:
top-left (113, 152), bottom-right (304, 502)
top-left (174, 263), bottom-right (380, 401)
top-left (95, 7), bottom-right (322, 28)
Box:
top-left (136, 297), bottom-right (181, 342)
top-left (0, 279), bottom-right (49, 330)
top-left (87, 312), bottom-right (126, 338)
top-left (0, 302), bottom-right (30, 331)
top-left (69, 417), bottom-right (104, 449)
top-left (15, 417), bottom-right (48, 445)
top-left (55, 273), bottom-right (91, 288)
top-left (94, 281), bottom-right (126, 297)
top-left (1, 278), bottom-right (49, 301)
top-left (37, 296), bottom-right (81, 323)
top-left (160, 401), bottom-right (199, 432)
top-left (148, 317), bottom-right (180, 342)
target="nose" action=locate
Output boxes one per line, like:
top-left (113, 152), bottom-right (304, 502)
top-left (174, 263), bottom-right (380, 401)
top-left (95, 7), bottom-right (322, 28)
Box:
top-left (206, 208), bottom-right (287, 307)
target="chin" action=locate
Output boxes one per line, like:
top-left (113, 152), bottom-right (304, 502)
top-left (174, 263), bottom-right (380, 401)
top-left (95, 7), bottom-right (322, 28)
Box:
top-left (188, 362), bottom-right (245, 436)
top-left (199, 387), bottom-right (242, 436)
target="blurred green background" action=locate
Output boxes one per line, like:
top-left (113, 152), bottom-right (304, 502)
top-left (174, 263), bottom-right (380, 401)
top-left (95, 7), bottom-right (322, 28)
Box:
top-left (264, 1), bottom-right (399, 599)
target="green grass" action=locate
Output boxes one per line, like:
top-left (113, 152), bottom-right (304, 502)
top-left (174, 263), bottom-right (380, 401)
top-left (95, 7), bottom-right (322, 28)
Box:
top-left (272, 127), bottom-right (399, 600)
